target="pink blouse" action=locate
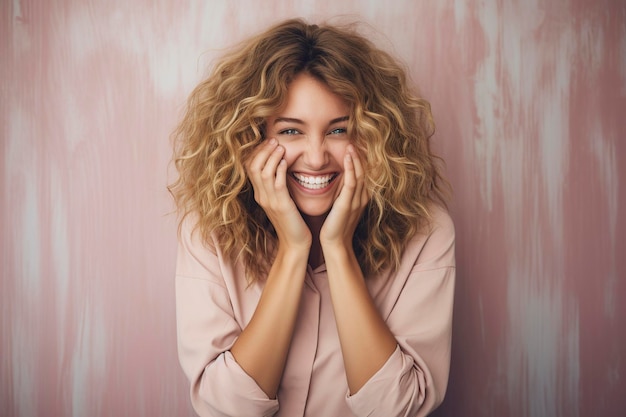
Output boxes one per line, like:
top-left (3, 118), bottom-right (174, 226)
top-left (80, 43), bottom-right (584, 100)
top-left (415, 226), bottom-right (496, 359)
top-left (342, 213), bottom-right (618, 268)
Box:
top-left (175, 206), bottom-right (455, 417)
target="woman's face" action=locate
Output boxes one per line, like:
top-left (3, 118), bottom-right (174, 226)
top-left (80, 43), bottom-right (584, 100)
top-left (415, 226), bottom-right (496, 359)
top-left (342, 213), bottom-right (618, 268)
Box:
top-left (265, 73), bottom-right (352, 218)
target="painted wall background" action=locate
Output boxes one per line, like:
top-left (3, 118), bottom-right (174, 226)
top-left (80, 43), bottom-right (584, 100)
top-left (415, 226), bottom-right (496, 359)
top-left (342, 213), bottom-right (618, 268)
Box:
top-left (2, 1), bottom-right (624, 416)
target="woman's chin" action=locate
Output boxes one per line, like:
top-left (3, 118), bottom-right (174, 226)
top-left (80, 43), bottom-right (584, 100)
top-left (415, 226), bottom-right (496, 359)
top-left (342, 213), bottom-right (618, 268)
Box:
top-left (296, 205), bottom-right (332, 219)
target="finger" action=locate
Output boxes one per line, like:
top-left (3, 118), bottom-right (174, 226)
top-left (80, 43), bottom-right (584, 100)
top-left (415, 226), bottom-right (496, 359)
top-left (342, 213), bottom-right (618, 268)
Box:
top-left (246, 140), bottom-right (281, 207)
top-left (343, 152), bottom-right (356, 188)
top-left (260, 145), bottom-right (285, 183)
top-left (247, 138), bottom-right (279, 173)
top-left (331, 152), bottom-right (356, 211)
top-left (346, 153), bottom-right (364, 209)
top-left (347, 145), bottom-right (368, 206)
top-left (275, 158), bottom-right (288, 190)
top-left (348, 144), bottom-right (365, 180)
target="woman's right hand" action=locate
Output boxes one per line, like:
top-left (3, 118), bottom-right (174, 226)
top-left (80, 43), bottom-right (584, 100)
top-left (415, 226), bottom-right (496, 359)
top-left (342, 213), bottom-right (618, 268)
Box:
top-left (245, 138), bottom-right (312, 250)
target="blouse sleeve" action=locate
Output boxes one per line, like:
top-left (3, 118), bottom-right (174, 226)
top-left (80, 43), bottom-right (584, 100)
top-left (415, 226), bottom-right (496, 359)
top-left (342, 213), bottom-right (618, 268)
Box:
top-left (346, 209), bottom-right (456, 417)
top-left (175, 219), bottom-right (279, 417)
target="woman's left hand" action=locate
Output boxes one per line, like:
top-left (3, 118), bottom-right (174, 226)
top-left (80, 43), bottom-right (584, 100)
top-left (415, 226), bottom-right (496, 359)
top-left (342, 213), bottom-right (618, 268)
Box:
top-left (319, 144), bottom-right (369, 249)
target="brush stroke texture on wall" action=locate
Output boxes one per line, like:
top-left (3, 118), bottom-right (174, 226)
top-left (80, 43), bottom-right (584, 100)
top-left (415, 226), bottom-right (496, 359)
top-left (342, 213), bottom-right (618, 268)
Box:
top-left (1, 1), bottom-right (624, 416)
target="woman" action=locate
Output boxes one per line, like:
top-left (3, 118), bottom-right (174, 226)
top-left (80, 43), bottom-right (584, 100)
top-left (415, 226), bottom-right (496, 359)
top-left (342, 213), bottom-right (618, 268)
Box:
top-left (169, 18), bottom-right (455, 417)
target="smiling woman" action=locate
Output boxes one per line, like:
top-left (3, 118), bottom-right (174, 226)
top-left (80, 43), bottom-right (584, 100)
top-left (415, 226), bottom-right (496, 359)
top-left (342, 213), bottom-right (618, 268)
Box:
top-left (266, 73), bottom-right (351, 220)
top-left (168, 17), bottom-right (455, 417)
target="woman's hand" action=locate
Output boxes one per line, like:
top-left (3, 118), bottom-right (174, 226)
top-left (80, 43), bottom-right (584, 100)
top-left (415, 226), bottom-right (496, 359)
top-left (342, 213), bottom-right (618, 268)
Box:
top-left (246, 138), bottom-right (312, 249)
top-left (320, 145), bottom-right (396, 394)
top-left (319, 144), bottom-right (369, 250)
top-left (235, 139), bottom-right (312, 398)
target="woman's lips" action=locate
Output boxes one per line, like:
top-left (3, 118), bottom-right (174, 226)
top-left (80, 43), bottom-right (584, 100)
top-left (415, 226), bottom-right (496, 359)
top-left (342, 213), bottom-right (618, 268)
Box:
top-left (291, 172), bottom-right (338, 190)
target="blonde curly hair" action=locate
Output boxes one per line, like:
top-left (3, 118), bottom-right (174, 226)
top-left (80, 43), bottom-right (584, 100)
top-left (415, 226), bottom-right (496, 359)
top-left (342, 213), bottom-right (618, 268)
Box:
top-left (169, 18), bottom-right (449, 282)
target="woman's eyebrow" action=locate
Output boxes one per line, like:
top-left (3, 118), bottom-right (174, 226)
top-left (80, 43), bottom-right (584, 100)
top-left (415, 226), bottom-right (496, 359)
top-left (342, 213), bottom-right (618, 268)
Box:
top-left (273, 115), bottom-right (349, 125)
top-left (329, 116), bottom-right (349, 124)
top-left (274, 117), bottom-right (304, 125)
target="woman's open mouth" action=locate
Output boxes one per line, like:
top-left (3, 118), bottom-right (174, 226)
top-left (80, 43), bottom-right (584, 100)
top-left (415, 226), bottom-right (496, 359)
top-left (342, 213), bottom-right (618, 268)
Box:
top-left (292, 173), bottom-right (338, 190)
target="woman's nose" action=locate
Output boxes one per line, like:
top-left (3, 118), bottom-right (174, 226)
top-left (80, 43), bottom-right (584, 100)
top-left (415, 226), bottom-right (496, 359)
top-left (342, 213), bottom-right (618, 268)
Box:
top-left (303, 136), bottom-right (328, 169)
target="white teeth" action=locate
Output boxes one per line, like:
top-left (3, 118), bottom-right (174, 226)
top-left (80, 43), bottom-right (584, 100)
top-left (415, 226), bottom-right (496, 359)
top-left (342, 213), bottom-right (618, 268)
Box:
top-left (293, 173), bottom-right (334, 189)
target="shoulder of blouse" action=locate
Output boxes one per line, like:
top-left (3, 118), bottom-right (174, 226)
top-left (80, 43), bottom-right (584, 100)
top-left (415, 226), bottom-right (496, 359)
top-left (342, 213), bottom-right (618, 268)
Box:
top-left (404, 204), bottom-right (456, 272)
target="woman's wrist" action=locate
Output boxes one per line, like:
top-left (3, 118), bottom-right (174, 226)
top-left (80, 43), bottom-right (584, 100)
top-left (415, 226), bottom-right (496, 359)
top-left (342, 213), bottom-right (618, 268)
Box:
top-left (276, 241), bottom-right (311, 265)
top-left (320, 242), bottom-right (354, 265)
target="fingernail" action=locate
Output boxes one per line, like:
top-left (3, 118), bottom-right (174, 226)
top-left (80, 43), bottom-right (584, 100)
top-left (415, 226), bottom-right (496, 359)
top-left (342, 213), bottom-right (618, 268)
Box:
top-left (269, 138), bottom-right (277, 145)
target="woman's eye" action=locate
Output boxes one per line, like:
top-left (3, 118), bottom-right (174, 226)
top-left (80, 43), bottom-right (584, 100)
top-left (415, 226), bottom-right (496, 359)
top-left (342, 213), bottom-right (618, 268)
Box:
top-left (328, 127), bottom-right (347, 135)
top-left (279, 128), bottom-right (301, 135)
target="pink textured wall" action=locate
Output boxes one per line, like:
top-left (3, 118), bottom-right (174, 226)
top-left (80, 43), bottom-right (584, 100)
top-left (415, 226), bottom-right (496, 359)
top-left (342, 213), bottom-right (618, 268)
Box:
top-left (2, 1), bottom-right (624, 416)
